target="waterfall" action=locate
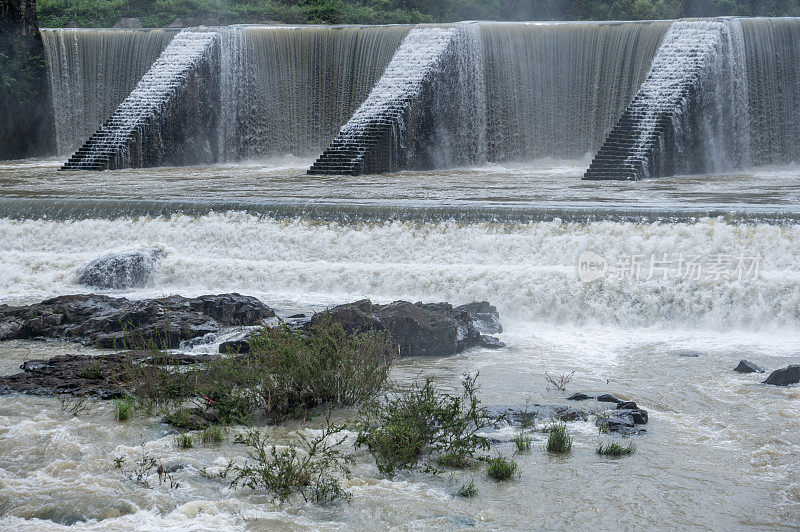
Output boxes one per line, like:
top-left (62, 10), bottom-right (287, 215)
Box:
top-left (741, 18), bottom-right (800, 166)
top-left (480, 21), bottom-right (670, 161)
top-left (218, 25), bottom-right (409, 160)
top-left (41, 28), bottom-right (176, 154)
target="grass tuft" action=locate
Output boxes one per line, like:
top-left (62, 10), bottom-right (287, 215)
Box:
top-left (513, 432), bottom-right (533, 452)
top-left (176, 433), bottom-right (193, 449)
top-left (596, 441), bottom-right (636, 456)
top-left (457, 479), bottom-right (478, 497)
top-left (202, 424), bottom-right (225, 444)
top-left (486, 454), bottom-right (518, 481)
top-left (546, 421), bottom-right (572, 453)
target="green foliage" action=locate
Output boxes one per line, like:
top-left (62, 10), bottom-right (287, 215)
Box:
top-left (457, 479), bottom-right (477, 497)
top-left (596, 440), bottom-right (636, 456)
top-left (355, 373), bottom-right (491, 475)
top-left (113, 394), bottom-right (136, 421)
top-left (486, 454), bottom-right (518, 481)
top-left (546, 421), bottom-right (573, 453)
top-left (176, 432), bottom-right (194, 448)
top-left (35, 0), bottom-right (800, 28)
top-left (77, 362), bottom-right (104, 380)
top-left (513, 431), bottom-right (532, 452)
top-left (225, 417), bottom-right (353, 504)
top-left (124, 319), bottom-right (393, 426)
top-left (202, 424), bottom-right (225, 444)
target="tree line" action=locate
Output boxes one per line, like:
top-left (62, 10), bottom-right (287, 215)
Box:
top-left (37, 0), bottom-right (800, 27)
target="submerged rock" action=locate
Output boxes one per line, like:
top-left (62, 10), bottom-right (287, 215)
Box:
top-left (671, 350), bottom-right (702, 358)
top-left (78, 248), bottom-right (165, 289)
top-left (763, 365), bottom-right (800, 386)
top-left (0, 293), bottom-right (274, 348)
top-left (308, 299), bottom-right (504, 357)
top-left (567, 392), bottom-right (593, 401)
top-left (734, 360), bottom-right (764, 374)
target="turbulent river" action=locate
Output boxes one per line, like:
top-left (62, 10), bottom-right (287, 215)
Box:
top-left (0, 159), bottom-right (799, 530)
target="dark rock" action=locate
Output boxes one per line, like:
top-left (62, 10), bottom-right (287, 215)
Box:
top-left (0, 351), bottom-right (214, 398)
top-left (455, 301), bottom-right (503, 334)
top-left (309, 299), bottom-right (503, 357)
top-left (629, 409), bottom-right (649, 424)
top-left (0, 293), bottom-right (274, 348)
top-left (78, 248), bottom-right (165, 289)
top-left (763, 365), bottom-right (800, 386)
top-left (567, 392), bottom-right (593, 401)
top-left (488, 404), bottom-right (588, 425)
top-left (616, 401), bottom-right (638, 410)
top-left (597, 410), bottom-right (647, 435)
top-left (0, 0), bottom-right (56, 160)
top-left (734, 360), bottom-right (764, 374)
top-left (219, 339), bottom-right (250, 354)
top-left (596, 393), bottom-right (623, 404)
top-left (287, 313), bottom-right (307, 319)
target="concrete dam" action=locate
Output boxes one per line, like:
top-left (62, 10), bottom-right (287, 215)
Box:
top-left (41, 19), bottom-right (800, 179)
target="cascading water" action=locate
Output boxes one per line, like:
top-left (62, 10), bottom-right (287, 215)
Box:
top-left (480, 21), bottom-right (670, 161)
top-left (218, 25), bottom-right (409, 160)
top-left (41, 28), bottom-right (176, 154)
top-left (741, 18), bottom-right (800, 166)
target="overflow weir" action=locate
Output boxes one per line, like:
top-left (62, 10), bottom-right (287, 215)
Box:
top-left (40, 19), bottom-right (800, 178)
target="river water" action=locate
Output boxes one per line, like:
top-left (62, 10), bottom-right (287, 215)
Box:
top-left (0, 158), bottom-right (798, 530)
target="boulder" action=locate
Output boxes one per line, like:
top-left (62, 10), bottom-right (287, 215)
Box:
top-left (0, 293), bottom-right (274, 348)
top-left (219, 339), bottom-right (250, 354)
top-left (454, 301), bottom-right (503, 334)
top-left (567, 392), bottom-right (593, 401)
top-left (77, 248), bottom-right (165, 289)
top-left (598, 409), bottom-right (647, 435)
top-left (309, 299), bottom-right (504, 357)
top-left (734, 360), bottom-right (764, 374)
top-left (763, 365), bottom-right (800, 386)
top-left (596, 393), bottom-right (623, 404)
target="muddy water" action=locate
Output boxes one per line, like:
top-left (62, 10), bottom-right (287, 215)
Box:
top-left (0, 159), bottom-right (798, 530)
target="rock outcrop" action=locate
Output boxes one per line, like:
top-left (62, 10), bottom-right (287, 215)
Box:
top-left (0, 0), bottom-right (55, 159)
top-left (308, 299), bottom-right (504, 357)
top-left (763, 365), bottom-right (800, 386)
top-left (0, 293), bottom-right (274, 348)
top-left (734, 359), bottom-right (764, 374)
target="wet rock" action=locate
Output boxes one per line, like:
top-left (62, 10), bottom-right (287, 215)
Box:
top-left (0, 293), bottom-right (274, 348)
top-left (287, 313), bottom-right (307, 319)
top-left (567, 392), bottom-right (593, 401)
top-left (597, 410), bottom-right (647, 435)
top-left (763, 365), bottom-right (800, 386)
top-left (734, 360), bottom-right (764, 374)
top-left (488, 404), bottom-right (588, 425)
top-left (0, 351), bottom-right (214, 398)
top-left (163, 407), bottom-right (220, 430)
top-left (454, 301), bottom-right (503, 334)
top-left (596, 393), bottom-right (623, 404)
top-left (616, 401), bottom-right (638, 410)
top-left (309, 299), bottom-right (503, 357)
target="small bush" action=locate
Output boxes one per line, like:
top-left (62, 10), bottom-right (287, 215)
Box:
top-left (546, 422), bottom-right (572, 453)
top-left (486, 455), bottom-right (518, 481)
top-left (355, 373), bottom-right (491, 475)
top-left (596, 441), bottom-right (636, 456)
top-left (513, 432), bottom-right (532, 452)
top-left (77, 362), bottom-right (103, 380)
top-left (225, 416), bottom-right (353, 504)
top-left (544, 371), bottom-right (575, 391)
top-left (114, 395), bottom-right (135, 421)
top-left (202, 424), bottom-right (224, 444)
top-left (176, 433), bottom-right (193, 449)
top-left (457, 479), bottom-right (477, 497)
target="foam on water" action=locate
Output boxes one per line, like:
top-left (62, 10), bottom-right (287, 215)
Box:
top-left (1, 213), bottom-right (799, 330)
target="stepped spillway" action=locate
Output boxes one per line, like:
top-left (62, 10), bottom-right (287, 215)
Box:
top-left (308, 24), bottom-right (484, 175)
top-left (584, 20), bottom-right (743, 180)
top-left (61, 29), bottom-right (220, 171)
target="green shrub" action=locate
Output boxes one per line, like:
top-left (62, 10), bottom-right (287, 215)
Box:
top-left (225, 417), bottom-right (353, 504)
top-left (355, 373), bottom-right (491, 475)
top-left (596, 441), bottom-right (636, 456)
top-left (457, 479), bottom-right (477, 497)
top-left (176, 433), bottom-right (194, 449)
top-left (77, 362), bottom-right (103, 380)
top-left (202, 424), bottom-right (225, 444)
top-left (513, 432), bottom-right (532, 452)
top-left (546, 421), bottom-right (572, 453)
top-left (486, 454), bottom-right (518, 481)
top-left (113, 394), bottom-right (135, 421)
